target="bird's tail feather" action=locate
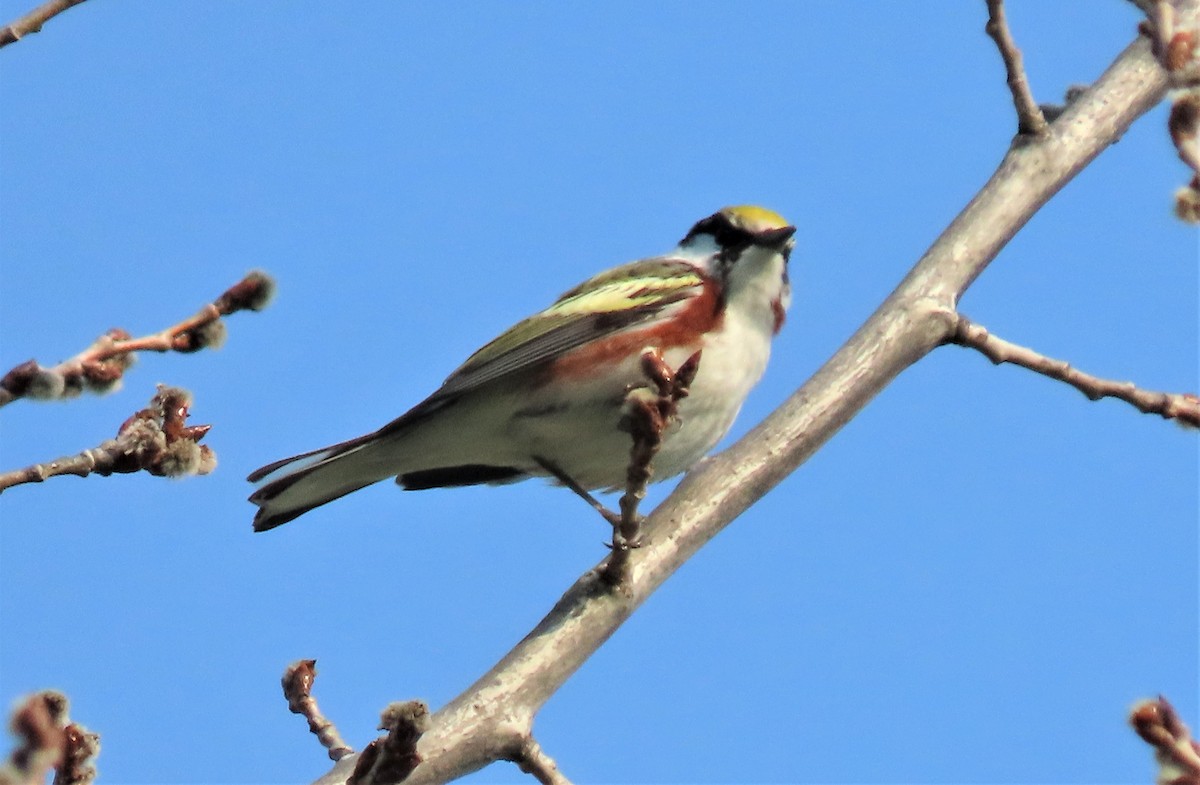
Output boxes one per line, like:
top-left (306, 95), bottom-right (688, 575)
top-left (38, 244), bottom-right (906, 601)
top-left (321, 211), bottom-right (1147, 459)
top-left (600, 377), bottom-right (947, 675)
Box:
top-left (248, 433), bottom-right (392, 532)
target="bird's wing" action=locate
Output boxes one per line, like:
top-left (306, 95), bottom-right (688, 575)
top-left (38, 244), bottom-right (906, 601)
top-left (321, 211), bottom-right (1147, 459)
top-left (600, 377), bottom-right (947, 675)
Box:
top-left (429, 256), bottom-right (709, 400)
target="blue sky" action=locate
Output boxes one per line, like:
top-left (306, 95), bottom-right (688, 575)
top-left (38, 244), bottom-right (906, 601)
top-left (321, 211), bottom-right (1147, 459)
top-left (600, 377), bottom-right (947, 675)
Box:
top-left (1, 2), bottom-right (1196, 783)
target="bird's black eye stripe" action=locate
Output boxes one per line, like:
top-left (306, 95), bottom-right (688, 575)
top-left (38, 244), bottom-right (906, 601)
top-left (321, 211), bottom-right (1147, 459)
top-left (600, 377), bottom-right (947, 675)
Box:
top-left (684, 213), bottom-right (796, 254)
top-left (684, 215), bottom-right (755, 252)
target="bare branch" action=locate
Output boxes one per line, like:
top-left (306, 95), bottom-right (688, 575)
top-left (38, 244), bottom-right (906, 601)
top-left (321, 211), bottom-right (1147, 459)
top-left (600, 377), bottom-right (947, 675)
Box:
top-left (950, 315), bottom-right (1200, 427)
top-left (0, 0), bottom-right (87, 49)
top-left (985, 0), bottom-right (1050, 137)
top-left (0, 385), bottom-right (216, 494)
top-left (509, 738), bottom-right (572, 785)
top-left (283, 660), bottom-right (355, 762)
top-left (0, 270), bottom-right (275, 409)
top-left (1130, 696), bottom-right (1200, 785)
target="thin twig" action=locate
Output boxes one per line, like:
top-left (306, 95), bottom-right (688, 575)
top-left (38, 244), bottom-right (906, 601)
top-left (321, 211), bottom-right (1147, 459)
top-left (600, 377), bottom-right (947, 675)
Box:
top-left (950, 315), bottom-right (1200, 428)
top-left (604, 349), bottom-right (701, 585)
top-left (0, 0), bottom-right (87, 49)
top-left (0, 385), bottom-right (216, 494)
top-left (283, 660), bottom-right (355, 762)
top-left (0, 270), bottom-right (274, 409)
top-left (509, 738), bottom-right (573, 785)
top-left (1130, 696), bottom-right (1200, 785)
top-left (985, 0), bottom-right (1050, 137)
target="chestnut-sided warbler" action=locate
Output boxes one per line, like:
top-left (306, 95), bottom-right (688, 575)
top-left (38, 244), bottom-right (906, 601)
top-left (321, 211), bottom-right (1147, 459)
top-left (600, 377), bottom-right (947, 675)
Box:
top-left (249, 206), bottom-right (795, 531)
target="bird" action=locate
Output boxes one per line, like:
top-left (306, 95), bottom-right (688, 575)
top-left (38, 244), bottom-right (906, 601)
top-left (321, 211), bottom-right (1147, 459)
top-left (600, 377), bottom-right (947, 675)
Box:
top-left (248, 205), bottom-right (796, 532)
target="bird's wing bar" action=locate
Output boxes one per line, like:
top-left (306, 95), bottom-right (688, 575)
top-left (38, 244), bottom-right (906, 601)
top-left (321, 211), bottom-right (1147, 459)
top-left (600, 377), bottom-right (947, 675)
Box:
top-left (429, 257), bottom-right (706, 400)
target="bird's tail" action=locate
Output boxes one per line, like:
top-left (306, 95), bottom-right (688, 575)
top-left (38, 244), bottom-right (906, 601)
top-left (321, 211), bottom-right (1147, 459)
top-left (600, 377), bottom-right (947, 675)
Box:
top-left (248, 433), bottom-right (394, 532)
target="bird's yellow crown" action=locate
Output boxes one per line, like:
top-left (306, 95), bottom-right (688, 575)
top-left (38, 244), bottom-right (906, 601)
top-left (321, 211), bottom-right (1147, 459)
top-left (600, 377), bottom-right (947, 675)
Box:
top-left (720, 205), bottom-right (791, 234)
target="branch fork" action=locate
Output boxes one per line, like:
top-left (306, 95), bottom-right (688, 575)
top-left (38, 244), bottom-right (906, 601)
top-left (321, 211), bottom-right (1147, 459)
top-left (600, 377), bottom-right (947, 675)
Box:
top-left (985, 0), bottom-right (1050, 138)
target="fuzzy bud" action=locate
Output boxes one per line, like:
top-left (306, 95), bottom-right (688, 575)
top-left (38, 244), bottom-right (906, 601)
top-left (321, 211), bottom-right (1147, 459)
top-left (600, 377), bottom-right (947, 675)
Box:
top-left (215, 270), bottom-right (277, 315)
top-left (182, 319), bottom-right (228, 352)
top-left (26, 368), bottom-right (66, 400)
top-left (120, 417), bottom-right (168, 463)
top-left (0, 359), bottom-right (40, 397)
top-left (157, 439), bottom-right (203, 477)
top-left (196, 445), bottom-right (218, 475)
top-left (81, 354), bottom-right (133, 394)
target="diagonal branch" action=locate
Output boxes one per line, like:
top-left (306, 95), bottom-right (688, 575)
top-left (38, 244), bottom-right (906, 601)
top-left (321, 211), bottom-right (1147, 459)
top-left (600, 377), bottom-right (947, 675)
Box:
top-left (985, 0), bottom-right (1050, 137)
top-left (950, 315), bottom-right (1200, 427)
top-left (0, 0), bottom-right (88, 49)
top-left (307, 19), bottom-right (1182, 785)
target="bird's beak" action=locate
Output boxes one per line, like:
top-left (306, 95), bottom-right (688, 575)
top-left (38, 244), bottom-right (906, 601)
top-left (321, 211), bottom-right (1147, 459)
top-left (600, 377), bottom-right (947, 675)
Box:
top-left (758, 225), bottom-right (797, 248)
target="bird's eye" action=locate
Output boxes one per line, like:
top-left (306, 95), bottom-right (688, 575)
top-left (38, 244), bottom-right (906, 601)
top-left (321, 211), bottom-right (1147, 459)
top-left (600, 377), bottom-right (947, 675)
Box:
top-left (689, 216), bottom-right (755, 252)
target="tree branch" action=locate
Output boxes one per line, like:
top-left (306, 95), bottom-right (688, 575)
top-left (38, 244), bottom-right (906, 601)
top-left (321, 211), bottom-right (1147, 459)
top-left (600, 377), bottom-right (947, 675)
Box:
top-left (307, 14), bottom-right (1183, 785)
top-left (950, 315), bottom-right (1200, 427)
top-left (985, 0), bottom-right (1050, 137)
top-left (0, 385), bottom-right (215, 494)
top-left (0, 270), bottom-right (275, 409)
top-left (0, 0), bottom-right (87, 49)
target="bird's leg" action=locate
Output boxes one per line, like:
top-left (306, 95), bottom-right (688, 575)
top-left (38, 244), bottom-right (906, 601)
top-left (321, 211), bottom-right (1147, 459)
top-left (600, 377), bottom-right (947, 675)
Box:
top-left (533, 455), bottom-right (622, 527)
top-left (605, 349), bottom-right (702, 584)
